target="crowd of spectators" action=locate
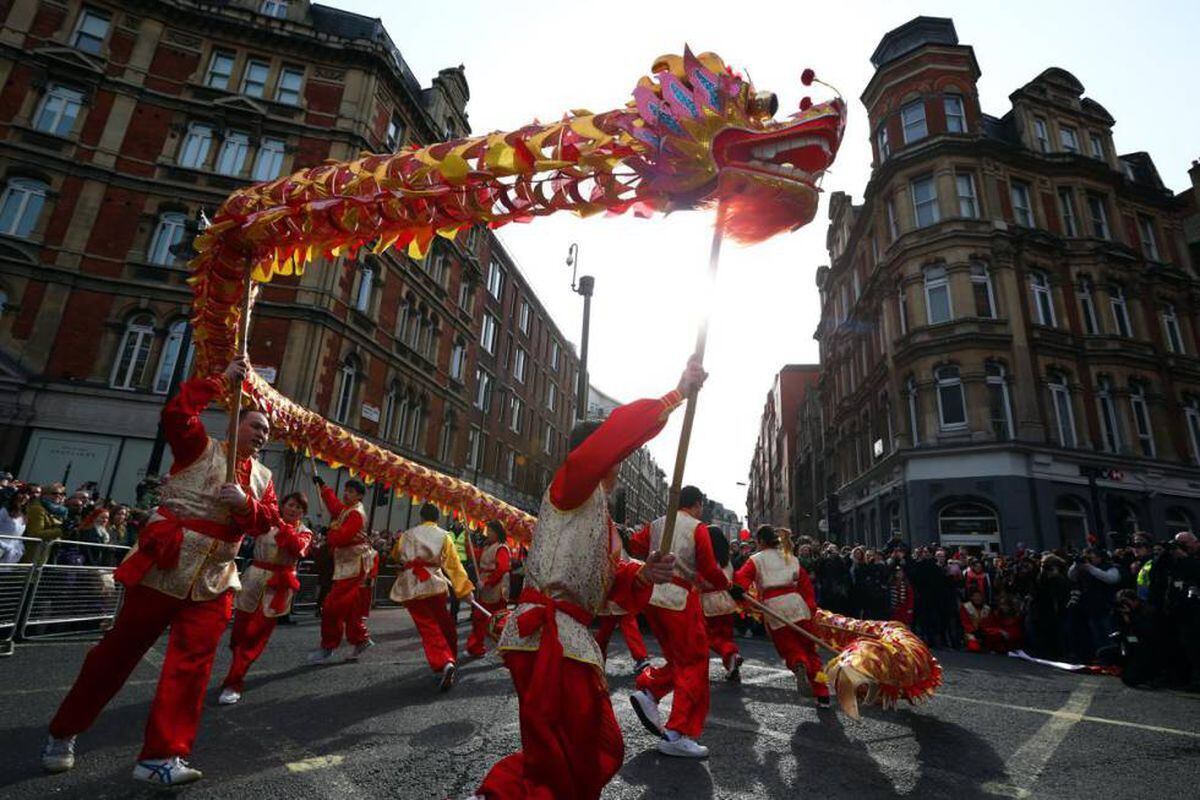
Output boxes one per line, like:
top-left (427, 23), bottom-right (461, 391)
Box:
top-left (0, 472), bottom-right (141, 565)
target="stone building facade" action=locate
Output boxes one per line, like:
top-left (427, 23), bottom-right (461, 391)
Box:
top-left (745, 364), bottom-right (820, 531)
top-left (810, 16), bottom-right (1200, 552)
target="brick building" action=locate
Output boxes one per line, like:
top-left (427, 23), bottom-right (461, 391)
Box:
top-left (744, 364), bottom-right (819, 530)
top-left (0, 0), bottom-right (578, 526)
top-left (808, 16), bottom-right (1200, 551)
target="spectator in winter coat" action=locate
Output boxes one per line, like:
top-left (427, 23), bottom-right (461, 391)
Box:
top-left (1029, 555), bottom-right (1071, 659)
top-left (909, 548), bottom-right (948, 646)
top-left (813, 545), bottom-right (851, 615)
top-left (1068, 547), bottom-right (1121, 661)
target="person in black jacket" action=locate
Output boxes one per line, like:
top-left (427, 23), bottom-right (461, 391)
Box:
top-left (813, 544), bottom-right (851, 615)
top-left (1029, 554), bottom-right (1071, 659)
top-left (1096, 589), bottom-right (1165, 687)
top-left (909, 547), bottom-right (948, 646)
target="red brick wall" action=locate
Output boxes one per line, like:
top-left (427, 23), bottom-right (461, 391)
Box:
top-left (293, 137), bottom-right (330, 170)
top-left (81, 186), bottom-right (147, 275)
top-left (12, 281), bottom-right (46, 340)
top-left (46, 290), bottom-right (115, 379)
top-left (78, 89), bottom-right (115, 149)
top-left (144, 45), bottom-right (200, 95)
top-left (116, 102), bottom-right (173, 175)
top-left (40, 175), bottom-right (82, 252)
top-left (304, 81), bottom-right (342, 128)
top-left (26, 3), bottom-right (66, 42)
top-left (0, 63), bottom-right (34, 123)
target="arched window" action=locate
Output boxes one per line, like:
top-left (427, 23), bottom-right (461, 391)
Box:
top-left (938, 501), bottom-right (1000, 546)
top-left (1165, 507), bottom-right (1193, 537)
top-left (1030, 271), bottom-right (1056, 326)
top-left (1109, 283), bottom-right (1132, 337)
top-left (381, 383), bottom-right (401, 441)
top-left (986, 361), bottom-right (1013, 440)
top-left (153, 320), bottom-right (192, 394)
top-left (906, 376), bottom-right (921, 445)
top-left (437, 411), bottom-right (456, 463)
top-left (147, 212), bottom-right (187, 266)
top-left (1186, 395), bottom-right (1200, 465)
top-left (924, 265), bottom-right (951, 324)
top-left (449, 337), bottom-right (467, 382)
top-left (110, 314), bottom-right (155, 390)
top-left (353, 263), bottom-right (374, 313)
top-left (1048, 371), bottom-right (1077, 447)
top-left (1128, 381), bottom-right (1155, 458)
top-left (935, 365), bottom-right (966, 430)
top-left (0, 177), bottom-right (48, 238)
top-left (1077, 275), bottom-right (1100, 335)
top-left (970, 261), bottom-right (995, 318)
top-left (404, 397), bottom-right (426, 452)
top-left (1095, 375), bottom-right (1122, 453)
top-left (1113, 501), bottom-right (1141, 539)
top-left (943, 93), bottom-right (966, 133)
top-left (1055, 497), bottom-right (1089, 550)
top-left (333, 356), bottom-right (359, 423)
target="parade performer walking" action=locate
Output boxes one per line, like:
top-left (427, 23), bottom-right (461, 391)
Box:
top-left (731, 526), bottom-right (831, 707)
top-left (307, 476), bottom-right (375, 664)
top-left (472, 358), bottom-right (702, 800)
top-left (594, 527), bottom-right (651, 674)
top-left (627, 485), bottom-right (730, 758)
top-left (699, 525), bottom-right (742, 682)
top-left (217, 492), bottom-right (313, 704)
top-left (466, 520), bottom-right (511, 659)
top-left (42, 358), bottom-right (280, 785)
top-left (389, 502), bottom-right (474, 689)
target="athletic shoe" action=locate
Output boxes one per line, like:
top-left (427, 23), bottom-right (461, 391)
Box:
top-left (41, 735), bottom-right (76, 773)
top-left (629, 690), bottom-right (664, 739)
top-left (439, 662), bottom-right (458, 692)
top-left (345, 639), bottom-right (375, 662)
top-left (633, 657), bottom-right (652, 675)
top-left (723, 652), bottom-right (743, 682)
top-left (217, 687), bottom-right (241, 705)
top-left (132, 757), bottom-right (203, 786)
top-left (657, 734), bottom-right (709, 759)
top-left (816, 695), bottom-right (833, 709)
top-left (307, 648), bottom-right (336, 665)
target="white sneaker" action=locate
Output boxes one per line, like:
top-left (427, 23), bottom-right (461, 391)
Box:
top-left (345, 639), bottom-right (374, 662)
top-left (132, 756), bottom-right (203, 786)
top-left (657, 733), bottom-right (709, 759)
top-left (307, 648), bottom-right (336, 665)
top-left (439, 662), bottom-right (457, 692)
top-left (41, 735), bottom-right (76, 773)
top-left (723, 652), bottom-right (744, 682)
top-left (218, 687), bottom-right (241, 705)
top-left (629, 690), bottom-right (664, 739)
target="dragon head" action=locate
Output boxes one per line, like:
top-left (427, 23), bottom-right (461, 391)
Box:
top-left (623, 48), bottom-right (846, 243)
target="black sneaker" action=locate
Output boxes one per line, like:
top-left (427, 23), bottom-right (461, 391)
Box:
top-left (816, 695), bottom-right (832, 709)
top-left (439, 662), bottom-right (457, 692)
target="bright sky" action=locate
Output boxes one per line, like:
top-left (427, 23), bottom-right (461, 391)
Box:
top-left (322, 0), bottom-right (1200, 519)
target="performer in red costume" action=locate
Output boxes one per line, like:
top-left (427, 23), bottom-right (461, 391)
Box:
top-left (389, 501), bottom-right (474, 689)
top-left (472, 358), bottom-right (704, 800)
top-left (467, 520), bottom-right (511, 658)
top-left (218, 492), bottom-right (313, 704)
top-left (699, 525), bottom-right (742, 682)
top-left (731, 525), bottom-right (831, 707)
top-left (308, 476), bottom-right (375, 664)
top-left (42, 357), bottom-right (281, 785)
top-left (594, 526), bottom-right (651, 674)
top-left (627, 485), bottom-right (730, 758)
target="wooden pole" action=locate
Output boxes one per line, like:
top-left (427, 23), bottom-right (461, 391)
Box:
top-left (658, 202), bottom-right (726, 556)
top-left (741, 594), bottom-right (840, 655)
top-left (307, 453), bottom-right (325, 526)
top-left (225, 268), bottom-right (254, 482)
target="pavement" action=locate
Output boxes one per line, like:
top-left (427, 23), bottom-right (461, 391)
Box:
top-left (1, 606), bottom-right (1198, 799)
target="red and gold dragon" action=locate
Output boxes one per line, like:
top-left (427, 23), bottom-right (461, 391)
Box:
top-left (188, 47), bottom-right (939, 713)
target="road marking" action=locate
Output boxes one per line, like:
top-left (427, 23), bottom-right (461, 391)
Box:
top-left (285, 754), bottom-right (345, 773)
top-left (981, 679), bottom-right (1098, 799)
top-left (938, 692), bottom-right (1200, 740)
top-left (142, 645), bottom-right (164, 668)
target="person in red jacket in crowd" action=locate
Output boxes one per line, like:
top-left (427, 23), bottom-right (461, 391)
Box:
top-left (981, 593), bottom-right (1024, 653)
top-left (472, 358), bottom-right (701, 800)
top-left (960, 588), bottom-right (993, 652)
top-left (42, 357), bottom-right (282, 785)
top-left (699, 526), bottom-right (742, 682)
top-left (467, 520), bottom-right (511, 658)
top-left (307, 476), bottom-right (376, 664)
top-left (627, 484), bottom-right (731, 758)
top-left (218, 492), bottom-right (313, 704)
top-left (731, 525), bottom-right (831, 707)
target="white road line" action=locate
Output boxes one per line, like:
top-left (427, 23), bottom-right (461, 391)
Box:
top-left (285, 754), bottom-right (345, 773)
top-left (939, 691), bottom-right (1200, 740)
top-left (142, 645), bottom-right (164, 668)
top-left (981, 679), bottom-right (1098, 799)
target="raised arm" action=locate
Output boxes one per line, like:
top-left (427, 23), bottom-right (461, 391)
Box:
top-left (319, 485), bottom-right (345, 518)
top-left (163, 375), bottom-right (226, 473)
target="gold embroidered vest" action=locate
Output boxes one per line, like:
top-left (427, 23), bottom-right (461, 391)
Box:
top-left (331, 501), bottom-right (374, 580)
top-left (476, 542), bottom-right (511, 605)
top-left (647, 512), bottom-right (701, 611)
top-left (389, 523), bottom-right (450, 603)
top-left (751, 548), bottom-right (811, 629)
top-left (701, 563), bottom-right (738, 617)
top-left (235, 524), bottom-right (309, 616)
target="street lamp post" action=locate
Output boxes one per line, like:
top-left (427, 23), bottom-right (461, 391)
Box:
top-left (566, 243), bottom-right (593, 421)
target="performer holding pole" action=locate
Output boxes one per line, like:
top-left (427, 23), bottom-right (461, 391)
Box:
top-left (467, 520), bottom-right (511, 659)
top-left (307, 475), bottom-right (375, 664)
top-left (593, 526), bottom-right (651, 674)
top-left (699, 526), bottom-right (743, 682)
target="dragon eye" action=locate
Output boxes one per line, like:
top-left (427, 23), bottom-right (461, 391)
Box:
top-left (749, 91), bottom-right (779, 120)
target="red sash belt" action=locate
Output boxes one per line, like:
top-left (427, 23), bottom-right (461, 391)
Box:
top-left (514, 587), bottom-right (593, 724)
top-left (762, 585), bottom-right (799, 601)
top-left (114, 506), bottom-right (238, 589)
top-left (252, 560), bottom-right (300, 614)
top-left (670, 575), bottom-right (693, 591)
top-left (401, 558), bottom-right (436, 582)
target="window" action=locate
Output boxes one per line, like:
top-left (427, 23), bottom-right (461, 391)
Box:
top-left (1077, 277), bottom-right (1100, 335)
top-left (1058, 188), bottom-right (1078, 237)
top-left (1030, 271), bottom-right (1056, 326)
top-left (466, 426), bottom-right (483, 470)
top-left (1048, 372), bottom-right (1076, 447)
top-left (944, 95), bottom-right (966, 133)
top-left (1122, 161), bottom-right (1136, 181)
top-left (0, 178), bottom-right (48, 238)
top-left (457, 281), bottom-right (475, 314)
top-left (1162, 304), bottom-right (1185, 354)
top-left (474, 369), bottom-right (492, 410)
top-left (900, 100), bottom-right (927, 143)
top-left (386, 114), bottom-right (405, 151)
top-left (449, 340), bottom-right (466, 382)
top-left (396, 303), bottom-right (419, 349)
top-left (33, 85), bottom-right (84, 136)
top-left (956, 172), bottom-right (978, 218)
top-left (910, 175), bottom-right (939, 227)
top-left (1187, 398), bottom-right (1200, 465)
top-left (1129, 383), bottom-right (1155, 458)
top-left (480, 312), bottom-right (498, 353)
top-left (514, 347), bottom-right (527, 383)
top-left (333, 359), bottom-right (357, 423)
top-left (546, 381), bottom-right (557, 412)
top-left (935, 366), bottom-right (966, 429)
top-left (251, 137), bottom-right (286, 181)
top-left (1110, 285), bottom-right (1132, 337)
top-left (110, 314), bottom-right (155, 390)
top-left (382, 388), bottom-right (399, 441)
top-left (178, 123), bottom-right (214, 169)
top-left (215, 131), bottom-right (249, 176)
top-left (353, 265), bottom-right (373, 312)
top-left (147, 212), bottom-right (187, 265)
top-left (1166, 507), bottom-right (1193, 537)
top-left (486, 258), bottom-right (504, 299)
top-left (503, 449), bottom-right (516, 483)
top-left (275, 67), bottom-right (303, 105)
top-left (970, 261), bottom-right (995, 318)
top-left (427, 248), bottom-right (448, 286)
top-left (986, 362), bottom-right (1013, 440)
top-left (1089, 133), bottom-right (1104, 160)
top-left (1010, 181), bottom-right (1033, 227)
top-left (508, 395), bottom-right (522, 433)
top-left (1096, 376), bottom-right (1122, 453)
top-left (1138, 215), bottom-right (1160, 261)
top-left (261, 0), bottom-right (289, 17)
top-left (876, 126), bottom-right (890, 160)
top-left (241, 60), bottom-right (270, 98)
top-left (543, 421), bottom-right (554, 455)
top-left (1033, 118), bottom-right (1049, 152)
top-left (550, 340), bottom-right (561, 371)
top-left (906, 376), bottom-right (920, 445)
top-left (403, 400), bottom-right (425, 451)
top-left (437, 416), bottom-right (455, 463)
top-left (1059, 125), bottom-right (1079, 153)
top-left (1086, 193), bottom-right (1110, 239)
top-left (205, 51), bottom-right (235, 90)
top-left (519, 300), bottom-right (531, 334)
top-left (923, 265), bottom-right (952, 325)
top-left (886, 197), bottom-right (899, 240)
top-left (1056, 498), bottom-right (1090, 550)
top-left (153, 320), bottom-right (191, 394)
top-left (72, 8), bottom-right (109, 54)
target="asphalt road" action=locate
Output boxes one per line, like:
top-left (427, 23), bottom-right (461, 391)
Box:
top-left (1, 606), bottom-right (1197, 799)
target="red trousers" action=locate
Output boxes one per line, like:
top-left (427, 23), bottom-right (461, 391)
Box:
top-left (477, 650), bottom-right (623, 800)
top-left (220, 607), bottom-right (277, 692)
top-left (320, 577), bottom-right (371, 650)
top-left (704, 614), bottom-right (740, 661)
top-left (594, 614), bottom-right (648, 662)
top-left (768, 621), bottom-right (829, 698)
top-left (634, 594), bottom-right (710, 738)
top-left (468, 597), bottom-right (506, 657)
top-left (49, 584), bottom-right (232, 759)
top-left (406, 594), bottom-right (458, 672)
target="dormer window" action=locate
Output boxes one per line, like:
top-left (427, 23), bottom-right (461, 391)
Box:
top-left (901, 100), bottom-right (927, 144)
top-left (261, 1), bottom-right (289, 18)
top-left (876, 126), bottom-right (890, 161)
top-left (1059, 125), bottom-right (1079, 154)
top-left (1088, 133), bottom-right (1105, 160)
top-left (1033, 118), bottom-right (1049, 152)
top-left (943, 95), bottom-right (965, 133)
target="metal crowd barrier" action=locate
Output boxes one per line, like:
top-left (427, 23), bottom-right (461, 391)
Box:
top-left (0, 536), bottom-right (38, 656)
top-left (18, 538), bottom-right (130, 641)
